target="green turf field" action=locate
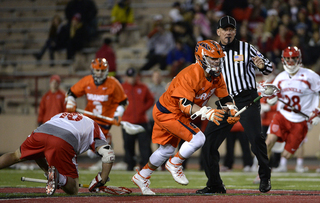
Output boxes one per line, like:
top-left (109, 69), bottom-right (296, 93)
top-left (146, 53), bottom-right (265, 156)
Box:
top-left (1, 168), bottom-right (320, 198)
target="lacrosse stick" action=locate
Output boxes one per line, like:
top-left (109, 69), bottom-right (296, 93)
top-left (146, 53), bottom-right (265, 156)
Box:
top-left (21, 177), bottom-right (132, 195)
top-left (277, 99), bottom-right (310, 119)
top-left (234, 83), bottom-right (280, 117)
top-left (76, 108), bottom-right (145, 135)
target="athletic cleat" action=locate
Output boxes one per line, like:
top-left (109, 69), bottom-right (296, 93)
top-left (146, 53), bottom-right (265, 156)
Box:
top-left (253, 175), bottom-right (260, 184)
top-left (196, 185), bottom-right (226, 194)
top-left (132, 172), bottom-right (155, 195)
top-left (295, 165), bottom-right (308, 173)
top-left (259, 179), bottom-right (271, 193)
top-left (46, 166), bottom-right (59, 195)
top-left (272, 165), bottom-right (287, 172)
top-left (165, 158), bottom-right (189, 185)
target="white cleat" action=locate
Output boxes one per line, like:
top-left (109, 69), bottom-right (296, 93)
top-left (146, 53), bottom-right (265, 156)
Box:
top-left (165, 158), bottom-right (189, 185)
top-left (295, 165), bottom-right (309, 173)
top-left (132, 172), bottom-right (155, 195)
top-left (272, 165), bottom-right (287, 172)
top-left (253, 175), bottom-right (260, 184)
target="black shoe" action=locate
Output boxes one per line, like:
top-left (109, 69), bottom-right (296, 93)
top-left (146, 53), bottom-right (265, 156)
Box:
top-left (196, 185), bottom-right (226, 194)
top-left (259, 179), bottom-right (271, 193)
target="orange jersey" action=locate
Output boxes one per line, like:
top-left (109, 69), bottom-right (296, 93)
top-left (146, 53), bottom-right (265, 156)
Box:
top-left (70, 75), bottom-right (127, 125)
top-left (153, 63), bottom-right (229, 147)
top-left (159, 63), bottom-right (229, 114)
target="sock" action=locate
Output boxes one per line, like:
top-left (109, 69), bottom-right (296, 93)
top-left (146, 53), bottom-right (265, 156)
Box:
top-left (280, 157), bottom-right (287, 167)
top-left (139, 164), bottom-right (155, 178)
top-left (58, 174), bottom-right (67, 187)
top-left (170, 152), bottom-right (185, 165)
top-left (296, 158), bottom-right (303, 166)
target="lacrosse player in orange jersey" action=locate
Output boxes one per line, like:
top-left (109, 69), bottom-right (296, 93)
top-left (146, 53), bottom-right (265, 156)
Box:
top-left (132, 40), bottom-right (240, 195)
top-left (65, 58), bottom-right (128, 149)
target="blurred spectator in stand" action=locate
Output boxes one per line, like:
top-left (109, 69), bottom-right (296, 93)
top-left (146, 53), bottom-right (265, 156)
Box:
top-left (304, 30), bottom-right (320, 70)
top-left (169, 1), bottom-right (185, 23)
top-left (33, 15), bottom-right (68, 66)
top-left (287, 0), bottom-right (300, 23)
top-left (220, 122), bottom-right (253, 172)
top-left (246, 0), bottom-right (267, 32)
top-left (65, 0), bottom-right (98, 41)
top-left (264, 9), bottom-right (280, 36)
top-left (221, 0), bottom-right (253, 26)
top-left (146, 70), bottom-right (166, 134)
top-left (140, 23), bottom-right (175, 72)
top-left (238, 22), bottom-right (253, 43)
top-left (306, 0), bottom-right (320, 30)
top-left (66, 13), bottom-right (87, 60)
top-left (166, 39), bottom-right (193, 77)
top-left (296, 8), bottom-right (313, 34)
top-left (95, 38), bottom-right (117, 77)
top-left (110, 0), bottom-right (134, 43)
top-left (272, 24), bottom-right (294, 66)
top-left (192, 2), bottom-right (212, 41)
top-left (37, 75), bottom-right (66, 126)
top-left (294, 22), bottom-right (310, 45)
top-left (121, 67), bottom-right (155, 171)
top-left (252, 22), bottom-right (273, 60)
top-left (280, 13), bottom-right (296, 33)
top-left (171, 21), bottom-right (197, 50)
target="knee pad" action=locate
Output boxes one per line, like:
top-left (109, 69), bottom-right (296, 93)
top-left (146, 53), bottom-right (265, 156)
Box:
top-left (179, 131), bottom-right (206, 158)
top-left (149, 144), bottom-right (176, 167)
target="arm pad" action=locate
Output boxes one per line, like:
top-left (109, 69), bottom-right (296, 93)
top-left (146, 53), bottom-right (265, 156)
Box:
top-left (179, 98), bottom-right (194, 115)
top-left (98, 145), bottom-right (115, 163)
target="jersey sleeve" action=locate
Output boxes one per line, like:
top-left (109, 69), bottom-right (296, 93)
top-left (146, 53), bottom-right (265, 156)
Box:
top-left (214, 75), bottom-right (230, 98)
top-left (70, 76), bottom-right (90, 98)
top-left (171, 73), bottom-right (197, 101)
top-left (110, 77), bottom-right (127, 104)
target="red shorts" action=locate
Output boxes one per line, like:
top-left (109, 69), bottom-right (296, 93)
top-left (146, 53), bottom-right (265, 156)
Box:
top-left (152, 105), bottom-right (201, 148)
top-left (20, 132), bottom-right (78, 179)
top-left (268, 112), bottom-right (308, 154)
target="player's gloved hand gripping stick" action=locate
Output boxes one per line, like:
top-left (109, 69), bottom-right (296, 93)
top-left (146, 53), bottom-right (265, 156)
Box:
top-left (234, 83), bottom-right (280, 117)
top-left (76, 108), bottom-right (145, 135)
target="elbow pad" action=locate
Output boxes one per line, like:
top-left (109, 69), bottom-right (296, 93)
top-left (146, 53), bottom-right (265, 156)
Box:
top-left (98, 145), bottom-right (115, 163)
top-left (179, 98), bottom-right (194, 115)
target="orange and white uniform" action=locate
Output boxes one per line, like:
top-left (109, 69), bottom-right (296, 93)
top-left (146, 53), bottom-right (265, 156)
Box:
top-left (152, 63), bottom-right (229, 148)
top-left (70, 75), bottom-right (127, 142)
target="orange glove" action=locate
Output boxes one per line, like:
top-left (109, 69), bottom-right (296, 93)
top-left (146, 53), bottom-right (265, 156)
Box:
top-left (227, 109), bottom-right (240, 125)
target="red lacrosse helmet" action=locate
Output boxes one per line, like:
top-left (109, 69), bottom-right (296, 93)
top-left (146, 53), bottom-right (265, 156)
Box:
top-left (195, 40), bottom-right (225, 77)
top-left (91, 58), bottom-right (109, 85)
top-left (281, 46), bottom-right (302, 75)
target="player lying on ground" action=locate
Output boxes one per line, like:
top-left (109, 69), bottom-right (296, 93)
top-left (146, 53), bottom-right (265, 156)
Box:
top-left (0, 112), bottom-right (117, 195)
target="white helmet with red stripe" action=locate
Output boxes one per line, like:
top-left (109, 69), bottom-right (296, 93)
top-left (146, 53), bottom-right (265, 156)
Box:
top-left (281, 46), bottom-right (302, 75)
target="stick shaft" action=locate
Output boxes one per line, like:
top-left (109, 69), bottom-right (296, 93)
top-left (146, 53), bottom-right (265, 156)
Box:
top-left (235, 95), bottom-right (262, 117)
top-left (76, 108), bottom-right (113, 121)
top-left (278, 99), bottom-right (309, 118)
top-left (21, 177), bottom-right (89, 188)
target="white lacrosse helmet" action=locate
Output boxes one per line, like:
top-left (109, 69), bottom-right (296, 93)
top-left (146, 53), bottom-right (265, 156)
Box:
top-left (281, 46), bottom-right (302, 75)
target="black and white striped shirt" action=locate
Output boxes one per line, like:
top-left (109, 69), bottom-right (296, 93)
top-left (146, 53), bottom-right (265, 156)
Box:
top-left (220, 39), bottom-right (273, 97)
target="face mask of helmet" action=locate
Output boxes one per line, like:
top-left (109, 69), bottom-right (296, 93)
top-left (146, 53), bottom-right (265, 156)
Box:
top-left (195, 40), bottom-right (225, 78)
top-left (202, 52), bottom-right (224, 77)
top-left (91, 58), bottom-right (109, 85)
top-left (281, 47), bottom-right (301, 75)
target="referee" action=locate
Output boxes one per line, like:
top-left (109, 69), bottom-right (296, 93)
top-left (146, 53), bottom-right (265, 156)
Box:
top-left (197, 16), bottom-right (273, 194)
